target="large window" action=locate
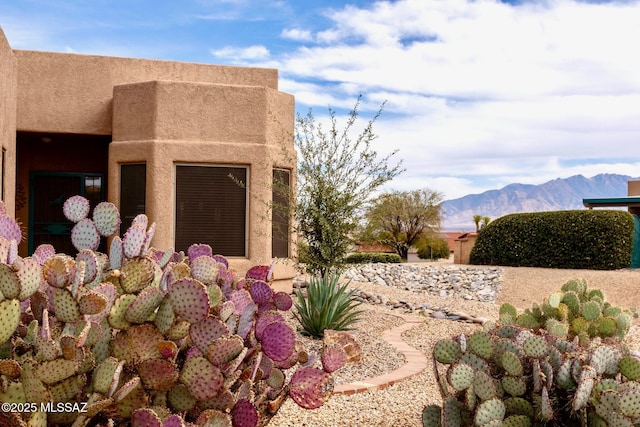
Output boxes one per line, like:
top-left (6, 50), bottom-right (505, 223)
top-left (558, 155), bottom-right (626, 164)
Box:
top-left (175, 165), bottom-right (247, 256)
top-left (272, 169), bottom-right (291, 258)
top-left (120, 164), bottom-right (146, 235)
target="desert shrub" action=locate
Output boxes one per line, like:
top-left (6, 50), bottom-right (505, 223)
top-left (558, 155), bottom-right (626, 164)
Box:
top-left (293, 273), bottom-right (364, 338)
top-left (469, 210), bottom-right (634, 269)
top-left (424, 280), bottom-right (639, 426)
top-left (344, 252), bottom-right (402, 264)
top-left (416, 237), bottom-right (450, 260)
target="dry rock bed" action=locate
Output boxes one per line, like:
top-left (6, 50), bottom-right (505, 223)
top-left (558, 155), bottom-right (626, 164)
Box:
top-left (269, 263), bottom-right (640, 427)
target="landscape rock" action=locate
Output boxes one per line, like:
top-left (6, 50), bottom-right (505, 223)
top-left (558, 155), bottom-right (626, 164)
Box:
top-left (323, 330), bottom-right (362, 363)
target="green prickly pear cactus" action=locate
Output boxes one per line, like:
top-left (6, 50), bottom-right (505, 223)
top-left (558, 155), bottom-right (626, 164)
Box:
top-left (425, 280), bottom-right (640, 427)
top-left (0, 196), bottom-right (346, 427)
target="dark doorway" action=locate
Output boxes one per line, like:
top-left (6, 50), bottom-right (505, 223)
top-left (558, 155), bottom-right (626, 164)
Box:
top-left (28, 172), bottom-right (105, 254)
top-left (16, 131), bottom-right (110, 256)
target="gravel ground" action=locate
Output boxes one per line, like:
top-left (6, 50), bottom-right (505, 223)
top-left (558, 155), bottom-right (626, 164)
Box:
top-left (268, 262), bottom-right (640, 427)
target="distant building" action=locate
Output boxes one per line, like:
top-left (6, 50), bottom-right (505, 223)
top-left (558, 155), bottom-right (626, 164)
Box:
top-left (0, 26), bottom-right (297, 290)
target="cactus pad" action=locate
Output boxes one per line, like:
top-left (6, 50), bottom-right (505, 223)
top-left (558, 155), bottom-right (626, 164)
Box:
top-left (125, 286), bottom-right (164, 324)
top-left (501, 351), bottom-right (523, 377)
top-left (169, 278), bottom-right (210, 324)
top-left (78, 291), bottom-right (109, 316)
top-left (180, 356), bottom-right (223, 401)
top-left (522, 335), bottom-right (547, 359)
top-left (53, 288), bottom-right (81, 323)
top-left (620, 356), bottom-right (640, 381)
top-left (261, 321), bottom-right (295, 362)
top-left (273, 292), bottom-right (293, 311)
top-left (63, 195), bottom-right (90, 222)
top-left (206, 335), bottom-right (244, 366)
top-left (123, 225), bottom-right (146, 259)
top-left (289, 367), bottom-right (332, 410)
top-left (448, 363), bottom-right (475, 391)
top-left (231, 399), bottom-right (259, 427)
top-left (187, 243), bottom-right (213, 261)
top-left (0, 299), bottom-right (20, 345)
top-left (71, 218), bottom-right (101, 251)
top-left (190, 255), bottom-right (219, 285)
top-left (92, 201), bottom-right (121, 236)
top-left (0, 263), bottom-right (20, 299)
top-left (138, 358), bottom-right (179, 391)
top-left (34, 358), bottom-right (79, 384)
top-left (321, 344), bottom-right (346, 374)
top-left (433, 339), bottom-right (462, 364)
top-left (474, 398), bottom-right (505, 426)
top-left (469, 331), bottom-right (493, 359)
top-left (249, 280), bottom-right (273, 305)
top-left (189, 316), bottom-right (230, 353)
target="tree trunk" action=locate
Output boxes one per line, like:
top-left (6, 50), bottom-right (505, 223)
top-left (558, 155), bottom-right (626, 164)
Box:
top-left (398, 246), bottom-right (409, 261)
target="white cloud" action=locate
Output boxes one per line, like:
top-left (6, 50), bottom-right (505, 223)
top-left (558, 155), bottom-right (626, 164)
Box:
top-left (281, 28), bottom-right (313, 42)
top-left (210, 44), bottom-right (270, 60)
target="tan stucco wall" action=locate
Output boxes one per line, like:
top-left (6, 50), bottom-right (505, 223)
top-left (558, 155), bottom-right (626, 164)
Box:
top-left (109, 80), bottom-right (297, 291)
top-left (0, 28), bottom-right (17, 215)
top-left (14, 50), bottom-right (279, 135)
top-left (629, 181), bottom-right (640, 197)
top-left (454, 234), bottom-right (477, 265)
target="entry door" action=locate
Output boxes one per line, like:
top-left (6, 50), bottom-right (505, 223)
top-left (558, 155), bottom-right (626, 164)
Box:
top-left (28, 172), bottom-right (105, 255)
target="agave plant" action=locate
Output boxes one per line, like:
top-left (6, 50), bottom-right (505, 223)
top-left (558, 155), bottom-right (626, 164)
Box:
top-left (293, 273), bottom-right (364, 338)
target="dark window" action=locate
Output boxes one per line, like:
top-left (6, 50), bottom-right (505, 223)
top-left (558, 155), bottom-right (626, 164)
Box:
top-left (120, 164), bottom-right (146, 235)
top-left (175, 165), bottom-right (247, 256)
top-left (272, 169), bottom-right (291, 258)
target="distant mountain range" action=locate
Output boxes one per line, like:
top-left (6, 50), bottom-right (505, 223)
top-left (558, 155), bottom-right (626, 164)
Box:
top-left (442, 174), bottom-right (640, 231)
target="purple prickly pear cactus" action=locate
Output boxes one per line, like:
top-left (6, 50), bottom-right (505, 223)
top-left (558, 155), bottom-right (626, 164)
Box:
top-left (168, 278), bottom-right (210, 324)
top-left (212, 254), bottom-right (228, 268)
top-left (289, 367), bottom-right (333, 410)
top-left (273, 291), bottom-right (293, 311)
top-left (231, 399), bottom-right (259, 427)
top-left (131, 409), bottom-right (162, 427)
top-left (321, 344), bottom-right (347, 373)
top-left (249, 280), bottom-right (273, 305)
top-left (245, 265), bottom-right (270, 282)
top-left (260, 321), bottom-right (295, 362)
top-left (71, 218), bottom-right (100, 251)
top-left (109, 236), bottom-right (124, 270)
top-left (63, 195), bottom-right (90, 223)
top-left (92, 201), bottom-right (121, 237)
top-left (187, 243), bottom-right (213, 262)
top-left (33, 244), bottom-right (55, 266)
top-left (227, 289), bottom-right (253, 316)
top-left (255, 311), bottom-right (285, 340)
top-left (123, 225), bottom-right (146, 259)
top-left (0, 215), bottom-right (21, 245)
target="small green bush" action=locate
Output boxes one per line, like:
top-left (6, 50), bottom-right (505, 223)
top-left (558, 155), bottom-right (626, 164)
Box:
top-left (293, 273), bottom-right (364, 338)
top-left (416, 237), bottom-right (450, 260)
top-left (469, 210), bottom-right (634, 270)
top-left (344, 252), bottom-right (402, 264)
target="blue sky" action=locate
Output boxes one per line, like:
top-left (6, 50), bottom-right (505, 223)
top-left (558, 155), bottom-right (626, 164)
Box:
top-left (2, 0), bottom-right (640, 200)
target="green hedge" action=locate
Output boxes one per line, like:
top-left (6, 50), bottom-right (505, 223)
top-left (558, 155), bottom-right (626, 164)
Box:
top-left (344, 252), bottom-right (402, 264)
top-left (469, 210), bottom-right (634, 270)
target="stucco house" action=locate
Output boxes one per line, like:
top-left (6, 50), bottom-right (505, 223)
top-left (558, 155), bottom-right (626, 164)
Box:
top-left (0, 27), bottom-right (297, 291)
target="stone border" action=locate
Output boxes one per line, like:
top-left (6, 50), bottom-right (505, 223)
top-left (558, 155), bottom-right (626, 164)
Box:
top-left (333, 314), bottom-right (428, 394)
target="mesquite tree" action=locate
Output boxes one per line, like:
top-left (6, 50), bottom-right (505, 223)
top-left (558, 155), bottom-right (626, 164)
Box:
top-left (359, 188), bottom-right (444, 261)
top-left (295, 97), bottom-right (403, 276)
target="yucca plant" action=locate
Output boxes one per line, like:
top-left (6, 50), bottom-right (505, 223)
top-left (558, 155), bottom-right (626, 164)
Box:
top-left (293, 273), bottom-right (365, 338)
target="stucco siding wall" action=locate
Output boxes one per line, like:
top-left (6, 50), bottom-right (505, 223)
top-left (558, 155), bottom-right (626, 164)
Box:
top-left (0, 28), bottom-right (17, 215)
top-left (14, 50), bottom-right (279, 135)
